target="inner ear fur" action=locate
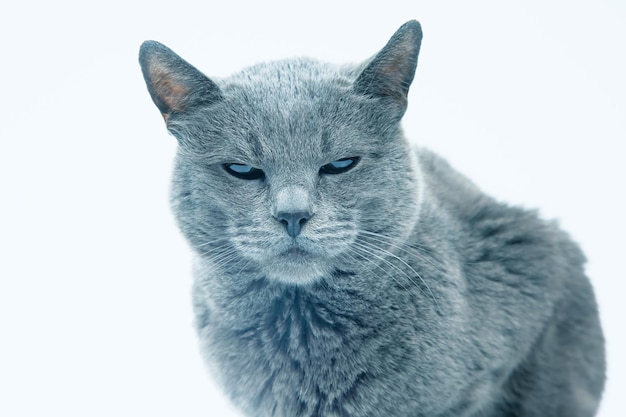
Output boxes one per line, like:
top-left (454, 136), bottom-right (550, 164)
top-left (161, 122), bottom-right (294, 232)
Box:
top-left (139, 41), bottom-right (222, 120)
top-left (354, 20), bottom-right (422, 110)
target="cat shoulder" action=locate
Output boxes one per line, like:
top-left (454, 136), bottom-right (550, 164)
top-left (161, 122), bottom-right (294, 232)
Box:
top-left (415, 147), bottom-right (484, 210)
top-left (415, 147), bottom-right (584, 266)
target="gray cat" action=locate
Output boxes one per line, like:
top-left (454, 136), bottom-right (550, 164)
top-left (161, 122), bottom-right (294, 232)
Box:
top-left (139, 20), bottom-right (605, 417)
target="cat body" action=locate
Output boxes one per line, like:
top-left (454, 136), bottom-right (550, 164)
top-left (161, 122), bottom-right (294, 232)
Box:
top-left (139, 21), bottom-right (605, 417)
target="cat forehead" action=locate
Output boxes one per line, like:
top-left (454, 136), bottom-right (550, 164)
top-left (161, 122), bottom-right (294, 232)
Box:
top-left (174, 57), bottom-right (391, 165)
top-left (227, 57), bottom-right (353, 86)
top-left (220, 58), bottom-right (355, 102)
top-left (205, 59), bottom-right (370, 155)
top-left (212, 110), bottom-right (372, 167)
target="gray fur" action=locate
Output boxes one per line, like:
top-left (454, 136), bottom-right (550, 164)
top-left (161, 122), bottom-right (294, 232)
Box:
top-left (139, 20), bottom-right (605, 417)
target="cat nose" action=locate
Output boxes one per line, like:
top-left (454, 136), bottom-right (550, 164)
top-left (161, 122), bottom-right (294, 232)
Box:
top-left (275, 211), bottom-right (312, 238)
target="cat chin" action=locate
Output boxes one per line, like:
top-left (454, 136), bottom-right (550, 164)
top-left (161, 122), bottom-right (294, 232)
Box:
top-left (261, 258), bottom-right (334, 286)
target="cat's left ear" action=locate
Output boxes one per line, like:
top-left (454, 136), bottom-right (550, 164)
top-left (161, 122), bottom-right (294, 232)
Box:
top-left (139, 41), bottom-right (223, 122)
top-left (354, 20), bottom-right (422, 116)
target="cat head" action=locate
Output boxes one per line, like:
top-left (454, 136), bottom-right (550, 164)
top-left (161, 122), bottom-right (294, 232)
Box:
top-left (139, 21), bottom-right (424, 285)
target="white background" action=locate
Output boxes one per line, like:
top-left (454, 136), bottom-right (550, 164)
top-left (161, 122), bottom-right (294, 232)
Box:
top-left (1, 1), bottom-right (624, 416)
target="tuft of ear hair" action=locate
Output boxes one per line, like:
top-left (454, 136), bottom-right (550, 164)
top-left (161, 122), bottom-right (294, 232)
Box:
top-left (354, 20), bottom-right (422, 114)
top-left (139, 41), bottom-right (223, 121)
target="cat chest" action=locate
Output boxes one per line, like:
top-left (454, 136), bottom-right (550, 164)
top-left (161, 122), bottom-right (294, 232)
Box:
top-left (205, 288), bottom-right (400, 411)
top-left (199, 283), bottom-right (487, 416)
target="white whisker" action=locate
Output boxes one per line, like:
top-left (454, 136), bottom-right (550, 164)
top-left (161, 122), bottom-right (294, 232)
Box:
top-left (360, 230), bottom-right (447, 276)
top-left (345, 247), bottom-right (411, 292)
top-left (353, 240), bottom-right (441, 313)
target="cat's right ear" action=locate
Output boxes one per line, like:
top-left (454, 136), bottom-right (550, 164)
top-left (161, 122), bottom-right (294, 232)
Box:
top-left (139, 41), bottom-right (223, 122)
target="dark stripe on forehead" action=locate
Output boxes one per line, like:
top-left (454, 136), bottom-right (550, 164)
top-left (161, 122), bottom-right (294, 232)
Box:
top-left (321, 130), bottom-right (332, 155)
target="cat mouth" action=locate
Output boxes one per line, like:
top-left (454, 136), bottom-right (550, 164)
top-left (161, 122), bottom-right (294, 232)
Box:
top-left (266, 245), bottom-right (331, 285)
top-left (280, 247), bottom-right (310, 259)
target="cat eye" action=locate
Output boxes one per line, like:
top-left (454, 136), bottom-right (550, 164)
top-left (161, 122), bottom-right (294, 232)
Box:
top-left (319, 157), bottom-right (360, 175)
top-left (222, 163), bottom-right (265, 180)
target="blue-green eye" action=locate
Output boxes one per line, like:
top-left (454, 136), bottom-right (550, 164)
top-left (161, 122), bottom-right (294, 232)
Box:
top-left (223, 163), bottom-right (265, 180)
top-left (319, 157), bottom-right (360, 175)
